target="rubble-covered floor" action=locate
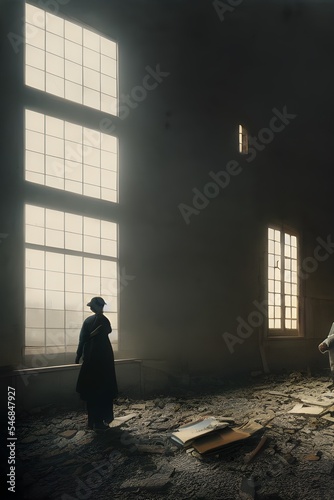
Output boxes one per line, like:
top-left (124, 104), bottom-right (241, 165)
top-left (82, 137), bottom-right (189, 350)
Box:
top-left (15, 372), bottom-right (334, 500)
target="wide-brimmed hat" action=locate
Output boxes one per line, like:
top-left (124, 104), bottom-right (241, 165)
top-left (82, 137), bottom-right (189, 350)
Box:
top-left (87, 297), bottom-right (106, 308)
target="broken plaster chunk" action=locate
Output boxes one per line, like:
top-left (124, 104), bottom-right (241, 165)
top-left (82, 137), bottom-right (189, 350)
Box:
top-left (109, 413), bottom-right (137, 427)
top-left (73, 430), bottom-right (86, 441)
top-left (21, 436), bottom-right (39, 444)
top-left (59, 430), bottom-right (77, 439)
top-left (131, 404), bottom-right (146, 410)
top-left (288, 404), bottom-right (325, 415)
top-left (299, 397), bottom-right (334, 408)
top-left (303, 452), bottom-right (321, 461)
top-left (120, 474), bottom-right (171, 491)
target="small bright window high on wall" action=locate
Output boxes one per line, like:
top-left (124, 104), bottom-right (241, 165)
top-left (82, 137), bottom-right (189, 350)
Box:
top-left (25, 204), bottom-right (119, 357)
top-left (239, 125), bottom-right (248, 154)
top-left (267, 227), bottom-right (298, 334)
top-left (25, 3), bottom-right (118, 115)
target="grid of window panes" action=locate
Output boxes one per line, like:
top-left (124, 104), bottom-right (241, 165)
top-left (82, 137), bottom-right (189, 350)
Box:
top-left (25, 109), bottom-right (118, 202)
top-left (268, 227), bottom-right (298, 331)
top-left (238, 125), bottom-right (248, 154)
top-left (268, 228), bottom-right (282, 329)
top-left (284, 233), bottom-right (298, 329)
top-left (25, 3), bottom-right (118, 114)
top-left (25, 205), bottom-right (118, 355)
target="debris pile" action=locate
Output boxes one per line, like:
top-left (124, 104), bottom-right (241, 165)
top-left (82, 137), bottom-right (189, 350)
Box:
top-left (15, 373), bottom-right (334, 500)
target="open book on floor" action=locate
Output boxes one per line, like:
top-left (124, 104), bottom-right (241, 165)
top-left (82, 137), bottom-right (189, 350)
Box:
top-left (170, 416), bottom-right (231, 447)
top-left (192, 427), bottom-right (251, 455)
top-left (192, 420), bottom-right (264, 456)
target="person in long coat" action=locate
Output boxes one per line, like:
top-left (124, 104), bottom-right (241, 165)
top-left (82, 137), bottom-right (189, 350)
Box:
top-left (75, 296), bottom-right (118, 430)
top-left (318, 321), bottom-right (334, 381)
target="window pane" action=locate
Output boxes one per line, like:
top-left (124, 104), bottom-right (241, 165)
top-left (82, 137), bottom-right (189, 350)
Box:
top-left (65, 20), bottom-right (82, 44)
top-left (26, 328), bottom-right (45, 346)
top-left (26, 151), bottom-right (44, 174)
top-left (26, 45), bottom-right (45, 70)
top-left (46, 52), bottom-right (64, 78)
top-left (46, 12), bottom-right (64, 36)
top-left (26, 226), bottom-right (45, 245)
top-left (65, 80), bottom-right (83, 104)
top-left (101, 37), bottom-right (117, 59)
top-left (46, 32), bottom-right (64, 57)
top-left (65, 232), bottom-right (82, 251)
top-left (46, 229), bottom-right (64, 248)
top-left (26, 249), bottom-right (45, 269)
top-left (26, 130), bottom-right (45, 154)
top-left (46, 329), bottom-right (65, 346)
top-left (66, 311), bottom-right (83, 329)
top-left (65, 274), bottom-right (82, 292)
top-left (65, 39), bottom-right (82, 64)
top-left (46, 290), bottom-right (64, 309)
top-left (26, 309), bottom-right (45, 328)
top-left (46, 73), bottom-right (64, 98)
top-left (46, 252), bottom-right (64, 271)
top-left (26, 25), bottom-right (45, 49)
top-left (83, 47), bottom-right (100, 71)
top-left (83, 87), bottom-right (100, 109)
top-left (84, 257), bottom-right (100, 276)
top-left (65, 255), bottom-right (82, 274)
top-left (84, 276), bottom-right (100, 294)
top-left (46, 271), bottom-right (64, 290)
top-left (65, 292), bottom-right (83, 311)
top-left (84, 235), bottom-right (100, 254)
top-left (46, 310), bottom-right (64, 328)
top-left (26, 269), bottom-right (44, 289)
top-left (26, 4), bottom-right (45, 28)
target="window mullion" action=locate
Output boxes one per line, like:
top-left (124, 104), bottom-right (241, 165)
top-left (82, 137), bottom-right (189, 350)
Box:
top-left (281, 233), bottom-right (285, 333)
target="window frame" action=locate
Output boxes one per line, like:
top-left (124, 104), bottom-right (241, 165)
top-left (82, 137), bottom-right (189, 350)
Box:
top-left (238, 124), bottom-right (248, 154)
top-left (24, 1), bottom-right (119, 116)
top-left (23, 1), bottom-right (121, 366)
top-left (266, 224), bottom-right (302, 338)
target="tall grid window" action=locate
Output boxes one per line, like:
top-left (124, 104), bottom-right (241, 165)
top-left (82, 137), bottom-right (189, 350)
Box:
top-left (25, 3), bottom-right (118, 114)
top-left (25, 205), bottom-right (119, 355)
top-left (267, 227), bottom-right (298, 334)
top-left (24, 2), bottom-right (120, 362)
top-left (238, 125), bottom-right (248, 154)
top-left (25, 109), bottom-right (118, 202)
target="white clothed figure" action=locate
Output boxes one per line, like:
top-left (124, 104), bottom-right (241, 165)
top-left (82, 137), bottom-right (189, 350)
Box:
top-left (318, 322), bottom-right (334, 375)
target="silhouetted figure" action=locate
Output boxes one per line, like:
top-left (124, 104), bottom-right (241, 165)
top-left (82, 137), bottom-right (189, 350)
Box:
top-left (318, 322), bottom-right (334, 382)
top-left (75, 297), bottom-right (118, 430)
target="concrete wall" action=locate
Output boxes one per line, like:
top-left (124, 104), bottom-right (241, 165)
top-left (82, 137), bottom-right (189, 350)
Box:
top-left (1, 0), bottom-right (334, 403)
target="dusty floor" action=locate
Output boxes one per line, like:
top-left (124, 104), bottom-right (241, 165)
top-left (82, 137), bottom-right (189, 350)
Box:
top-left (12, 372), bottom-right (334, 500)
